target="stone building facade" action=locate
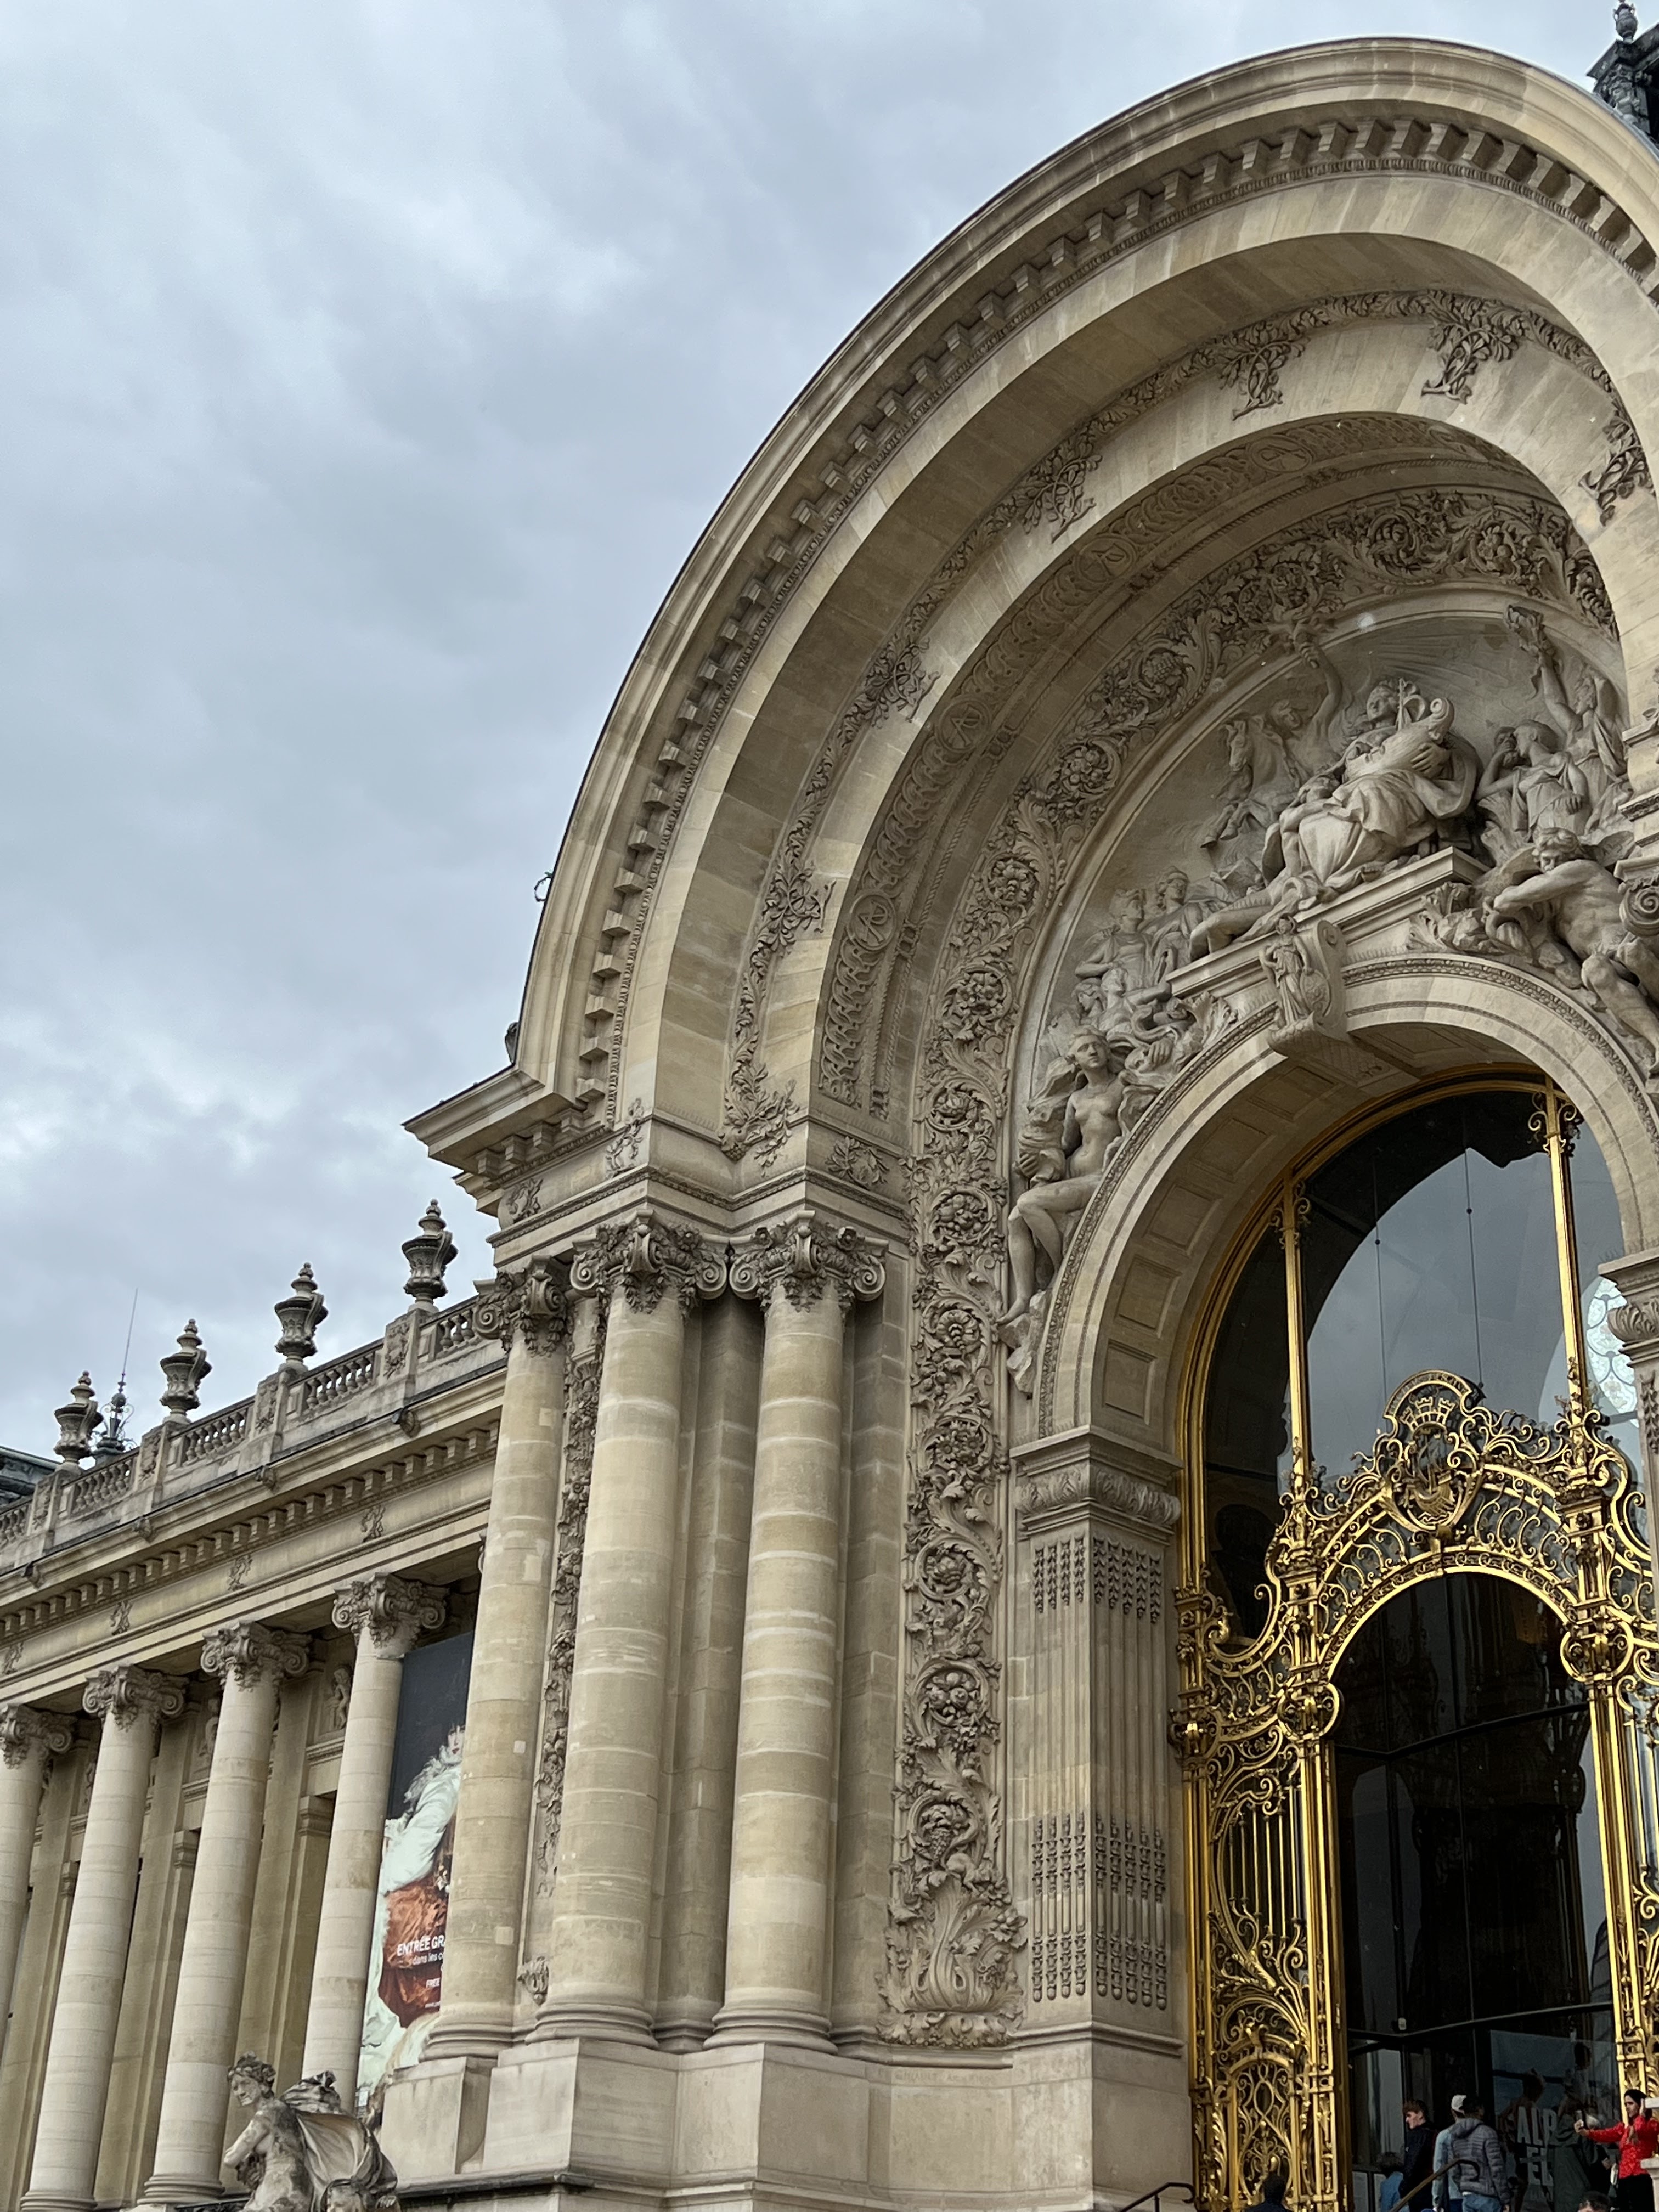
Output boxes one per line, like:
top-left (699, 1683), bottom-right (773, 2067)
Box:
top-left (7, 29), bottom-right (1659, 2212)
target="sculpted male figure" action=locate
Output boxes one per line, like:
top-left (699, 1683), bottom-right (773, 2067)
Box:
top-left (1489, 828), bottom-right (1659, 1070)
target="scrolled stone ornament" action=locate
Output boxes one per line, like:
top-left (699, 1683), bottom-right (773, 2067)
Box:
top-left (729, 1208), bottom-right (887, 1313)
top-left (83, 1663), bottom-right (187, 1730)
top-left (473, 1256), bottom-right (570, 1352)
top-left (1621, 872), bottom-right (1659, 942)
top-left (201, 1621), bottom-right (309, 1691)
top-left (331, 1573), bottom-right (446, 1657)
top-left (0, 1703), bottom-right (74, 1768)
top-left (568, 1205), bottom-right (726, 1314)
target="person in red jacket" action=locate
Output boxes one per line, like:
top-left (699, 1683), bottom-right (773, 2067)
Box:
top-left (1577, 2089), bottom-right (1659, 2212)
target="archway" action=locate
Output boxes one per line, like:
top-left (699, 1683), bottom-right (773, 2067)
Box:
top-left (1177, 1077), bottom-right (1659, 2211)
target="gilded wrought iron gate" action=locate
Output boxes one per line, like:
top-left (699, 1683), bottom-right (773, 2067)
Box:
top-left (1175, 1092), bottom-right (1659, 2211)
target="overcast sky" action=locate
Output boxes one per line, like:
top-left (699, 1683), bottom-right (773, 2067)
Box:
top-left (0, 0), bottom-right (1617, 1451)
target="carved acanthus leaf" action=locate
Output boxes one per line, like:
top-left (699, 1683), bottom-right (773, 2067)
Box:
top-left (83, 1664), bottom-right (187, 1730)
top-left (729, 1210), bottom-right (887, 1313)
top-left (473, 1257), bottom-right (571, 1355)
top-left (201, 1621), bottom-right (309, 1691)
top-left (0, 1703), bottom-right (74, 1768)
top-left (331, 1574), bottom-right (446, 1658)
top-left (568, 1206), bottom-right (726, 1314)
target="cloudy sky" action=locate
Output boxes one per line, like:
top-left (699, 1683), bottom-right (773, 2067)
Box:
top-left (0, 0), bottom-right (1616, 1449)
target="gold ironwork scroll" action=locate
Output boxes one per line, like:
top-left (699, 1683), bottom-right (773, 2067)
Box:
top-left (1176, 1367), bottom-right (1659, 2212)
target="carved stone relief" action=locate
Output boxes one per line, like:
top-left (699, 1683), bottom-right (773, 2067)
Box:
top-left (531, 1300), bottom-right (603, 1891)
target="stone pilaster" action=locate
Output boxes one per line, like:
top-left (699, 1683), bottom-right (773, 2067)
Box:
top-left (1012, 1434), bottom-right (1180, 2042)
top-left (710, 1211), bottom-right (885, 2047)
top-left (143, 1623), bottom-right (308, 2198)
top-left (537, 1207), bottom-right (723, 2041)
top-left (0, 1706), bottom-right (73, 2032)
top-left (1602, 1248), bottom-right (1659, 1588)
top-left (426, 1261), bottom-right (569, 2059)
top-left (22, 1666), bottom-right (185, 2212)
top-left (301, 1573), bottom-right (446, 2097)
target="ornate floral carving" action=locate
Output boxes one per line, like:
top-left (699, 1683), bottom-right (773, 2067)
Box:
top-left (1015, 1461), bottom-right (1181, 1534)
top-left (201, 1621), bottom-right (308, 1691)
top-left (729, 1209), bottom-right (886, 1313)
top-left (1584, 403), bottom-right (1654, 526)
top-left (1420, 299), bottom-right (1525, 401)
top-left (331, 1575), bottom-right (446, 1658)
top-left (603, 1099), bottom-right (645, 1176)
top-left (827, 1135), bottom-right (889, 1189)
top-left (1218, 334), bottom-right (1305, 416)
top-left (533, 1300), bottom-right (604, 1889)
top-left (567, 1207), bottom-right (725, 1314)
top-left (83, 1663), bottom-right (187, 1730)
top-left (0, 1703), bottom-right (73, 1768)
top-left (473, 1258), bottom-right (571, 1355)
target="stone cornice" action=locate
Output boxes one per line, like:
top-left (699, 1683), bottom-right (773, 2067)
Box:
top-left (0, 1702), bottom-right (73, 1768)
top-left (332, 1573), bottom-right (447, 1657)
top-left (200, 1620), bottom-right (309, 1691)
top-left (84, 1663), bottom-right (187, 1731)
top-left (568, 1205), bottom-right (726, 1314)
top-left (728, 1207), bottom-right (887, 1314)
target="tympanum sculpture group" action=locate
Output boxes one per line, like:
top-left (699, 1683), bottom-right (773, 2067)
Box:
top-left (998, 608), bottom-right (1646, 1387)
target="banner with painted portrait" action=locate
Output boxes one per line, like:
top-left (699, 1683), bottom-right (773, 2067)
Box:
top-left (356, 1628), bottom-right (473, 2104)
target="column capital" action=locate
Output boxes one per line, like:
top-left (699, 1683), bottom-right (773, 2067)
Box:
top-left (1012, 1427), bottom-right (1180, 1539)
top-left (1602, 1246), bottom-right (1659, 1363)
top-left (729, 1207), bottom-right (886, 1315)
top-left (200, 1620), bottom-right (309, 1691)
top-left (475, 1255), bottom-right (571, 1354)
top-left (331, 1572), bottom-right (446, 1657)
top-left (569, 1205), bottom-right (725, 1315)
top-left (83, 1664), bottom-right (187, 1730)
top-left (0, 1703), bottom-right (73, 1767)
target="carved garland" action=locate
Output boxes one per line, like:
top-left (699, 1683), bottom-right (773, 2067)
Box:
top-left (532, 1303), bottom-right (605, 1888)
top-left (887, 481), bottom-right (1610, 2042)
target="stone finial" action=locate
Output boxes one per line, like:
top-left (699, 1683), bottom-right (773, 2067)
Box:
top-left (201, 1621), bottom-right (309, 1691)
top-left (1617, 3), bottom-right (1639, 38)
top-left (53, 1373), bottom-right (101, 1466)
top-left (0, 1703), bottom-right (74, 1768)
top-left (274, 1265), bottom-right (328, 1372)
top-left (84, 1664), bottom-right (188, 1730)
top-left (729, 1209), bottom-right (887, 1314)
top-left (402, 1202), bottom-right (457, 1308)
top-left (331, 1573), bottom-right (447, 1658)
top-left (159, 1321), bottom-right (211, 1419)
top-left (568, 1206), bottom-right (726, 1315)
top-left (92, 1379), bottom-right (130, 1461)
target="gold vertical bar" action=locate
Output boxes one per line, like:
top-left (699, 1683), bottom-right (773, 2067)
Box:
top-left (1284, 1175), bottom-right (1314, 1486)
top-left (1542, 1079), bottom-right (1590, 1414)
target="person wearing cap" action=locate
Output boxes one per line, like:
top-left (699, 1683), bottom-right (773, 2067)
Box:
top-left (1576, 2087), bottom-right (1659, 2212)
top-left (1435, 2099), bottom-right (1470, 2211)
top-left (1448, 2096), bottom-right (1509, 2212)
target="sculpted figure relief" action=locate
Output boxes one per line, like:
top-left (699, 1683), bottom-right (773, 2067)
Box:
top-left (1001, 601), bottom-right (1641, 1389)
top-left (224, 2054), bottom-right (399, 2212)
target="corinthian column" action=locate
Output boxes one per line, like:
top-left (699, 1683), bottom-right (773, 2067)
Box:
top-left (22, 1666), bottom-right (185, 2212)
top-left (425, 1261), bottom-right (569, 2059)
top-left (0, 1705), bottom-right (74, 2021)
top-left (537, 1207), bottom-right (723, 2041)
top-left (710, 1211), bottom-right (884, 2046)
top-left (143, 1622), bottom-right (307, 2199)
top-left (301, 1573), bottom-right (446, 2097)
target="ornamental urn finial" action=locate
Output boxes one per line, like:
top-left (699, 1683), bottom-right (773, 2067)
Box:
top-left (159, 1321), bottom-right (211, 1418)
top-left (402, 1202), bottom-right (456, 1307)
top-left (274, 1263), bottom-right (328, 1372)
top-left (53, 1372), bottom-right (101, 1466)
top-left (1616, 3), bottom-right (1639, 40)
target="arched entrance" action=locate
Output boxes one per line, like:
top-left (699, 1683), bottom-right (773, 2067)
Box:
top-left (1177, 1076), bottom-right (1659, 2211)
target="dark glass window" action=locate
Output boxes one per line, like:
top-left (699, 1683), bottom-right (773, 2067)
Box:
top-left (1201, 1226), bottom-right (1289, 1638)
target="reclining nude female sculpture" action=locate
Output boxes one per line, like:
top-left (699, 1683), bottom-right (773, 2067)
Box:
top-left (223, 2054), bottom-right (400, 2212)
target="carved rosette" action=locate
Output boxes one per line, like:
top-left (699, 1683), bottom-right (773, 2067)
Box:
top-left (331, 1574), bottom-right (447, 1658)
top-left (0, 1703), bottom-right (74, 1769)
top-left (729, 1209), bottom-right (886, 1315)
top-left (474, 1256), bottom-right (571, 1355)
top-left (83, 1664), bottom-right (188, 1731)
top-left (201, 1620), bottom-right (309, 1691)
top-left (568, 1206), bottom-right (725, 1315)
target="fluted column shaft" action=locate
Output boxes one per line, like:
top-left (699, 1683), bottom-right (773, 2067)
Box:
top-left (427, 1266), bottom-right (568, 2057)
top-left (0, 1707), bottom-right (72, 2031)
top-left (301, 1575), bottom-right (445, 2097)
top-left (144, 1624), bottom-right (307, 2198)
top-left (24, 1667), bottom-right (184, 2212)
top-left (712, 1213), bottom-right (883, 2045)
top-left (539, 1207), bottom-right (720, 2040)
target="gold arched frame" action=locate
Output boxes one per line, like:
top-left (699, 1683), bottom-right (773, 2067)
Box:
top-left (1175, 1073), bottom-right (1659, 2212)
